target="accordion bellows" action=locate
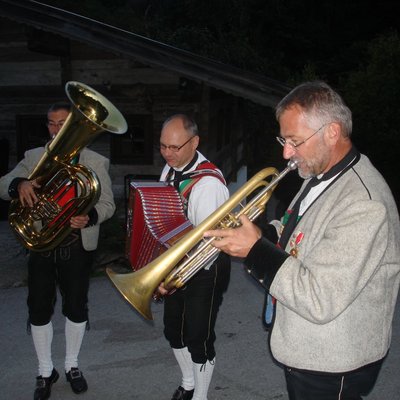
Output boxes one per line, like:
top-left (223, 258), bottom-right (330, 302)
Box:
top-left (125, 182), bottom-right (193, 270)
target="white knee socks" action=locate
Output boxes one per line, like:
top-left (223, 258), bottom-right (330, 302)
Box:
top-left (172, 347), bottom-right (195, 390)
top-left (31, 321), bottom-right (54, 378)
top-left (172, 348), bottom-right (216, 399)
top-left (64, 318), bottom-right (87, 373)
top-left (192, 358), bottom-right (215, 400)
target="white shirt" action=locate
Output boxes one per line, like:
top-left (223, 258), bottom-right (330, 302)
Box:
top-left (160, 151), bottom-right (229, 269)
top-left (160, 151), bottom-right (229, 226)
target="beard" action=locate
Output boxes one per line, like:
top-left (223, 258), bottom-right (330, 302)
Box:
top-left (293, 139), bottom-right (330, 179)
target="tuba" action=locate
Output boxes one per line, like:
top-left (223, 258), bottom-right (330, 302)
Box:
top-left (8, 81), bottom-right (128, 252)
top-left (107, 160), bottom-right (297, 320)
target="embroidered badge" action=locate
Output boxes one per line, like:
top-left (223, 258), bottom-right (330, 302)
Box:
top-left (289, 231), bottom-right (304, 258)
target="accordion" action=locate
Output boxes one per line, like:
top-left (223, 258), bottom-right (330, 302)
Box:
top-left (125, 181), bottom-right (193, 270)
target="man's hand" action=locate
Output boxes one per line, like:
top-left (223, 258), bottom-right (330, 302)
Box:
top-left (157, 282), bottom-right (169, 296)
top-left (18, 180), bottom-right (41, 207)
top-left (204, 215), bottom-right (261, 258)
top-left (70, 214), bottom-right (89, 229)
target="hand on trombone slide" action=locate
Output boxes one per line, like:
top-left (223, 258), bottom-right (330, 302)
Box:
top-left (204, 215), bottom-right (262, 258)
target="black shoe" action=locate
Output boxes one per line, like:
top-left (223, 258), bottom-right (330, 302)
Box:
top-left (171, 386), bottom-right (194, 400)
top-left (34, 368), bottom-right (59, 400)
top-left (65, 367), bottom-right (88, 394)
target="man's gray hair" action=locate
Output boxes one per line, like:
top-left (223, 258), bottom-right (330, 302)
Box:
top-left (275, 81), bottom-right (352, 137)
top-left (162, 114), bottom-right (199, 136)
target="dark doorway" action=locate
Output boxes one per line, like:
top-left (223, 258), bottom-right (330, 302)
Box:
top-left (16, 115), bottom-right (48, 160)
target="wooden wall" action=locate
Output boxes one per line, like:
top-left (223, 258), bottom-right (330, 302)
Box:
top-left (0, 17), bottom-right (244, 198)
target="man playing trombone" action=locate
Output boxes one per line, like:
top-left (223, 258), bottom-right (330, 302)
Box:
top-left (205, 81), bottom-right (400, 400)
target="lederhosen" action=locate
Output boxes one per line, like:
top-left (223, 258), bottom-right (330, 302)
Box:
top-left (27, 156), bottom-right (94, 326)
top-left (163, 156), bottom-right (231, 364)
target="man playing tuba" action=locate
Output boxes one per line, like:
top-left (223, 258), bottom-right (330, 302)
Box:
top-left (0, 102), bottom-right (115, 400)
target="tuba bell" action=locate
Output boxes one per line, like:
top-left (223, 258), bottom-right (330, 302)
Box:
top-left (107, 161), bottom-right (297, 320)
top-left (8, 81), bottom-right (128, 252)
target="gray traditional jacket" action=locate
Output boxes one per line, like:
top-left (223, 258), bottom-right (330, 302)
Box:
top-left (247, 153), bottom-right (400, 373)
top-left (0, 147), bottom-right (115, 251)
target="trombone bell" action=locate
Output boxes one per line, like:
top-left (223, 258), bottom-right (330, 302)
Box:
top-left (106, 267), bottom-right (154, 320)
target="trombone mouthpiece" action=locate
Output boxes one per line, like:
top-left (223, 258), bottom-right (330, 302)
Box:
top-left (288, 160), bottom-right (298, 170)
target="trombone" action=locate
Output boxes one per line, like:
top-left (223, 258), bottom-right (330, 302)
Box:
top-left (107, 160), bottom-right (297, 320)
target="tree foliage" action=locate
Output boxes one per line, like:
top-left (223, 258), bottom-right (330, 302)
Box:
top-left (342, 31), bottom-right (400, 198)
top-left (42, 0), bottom-right (398, 80)
top-left (41, 0), bottom-right (400, 198)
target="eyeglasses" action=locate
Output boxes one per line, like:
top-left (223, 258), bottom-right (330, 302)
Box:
top-left (276, 123), bottom-right (330, 149)
top-left (158, 136), bottom-right (194, 152)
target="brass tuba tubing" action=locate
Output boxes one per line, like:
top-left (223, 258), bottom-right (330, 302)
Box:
top-left (107, 161), bottom-right (297, 320)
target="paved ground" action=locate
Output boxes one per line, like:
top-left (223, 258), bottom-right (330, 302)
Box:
top-left (1, 219), bottom-right (400, 399)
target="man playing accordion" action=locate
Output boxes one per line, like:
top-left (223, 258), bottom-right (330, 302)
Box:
top-left (157, 114), bottom-right (231, 400)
